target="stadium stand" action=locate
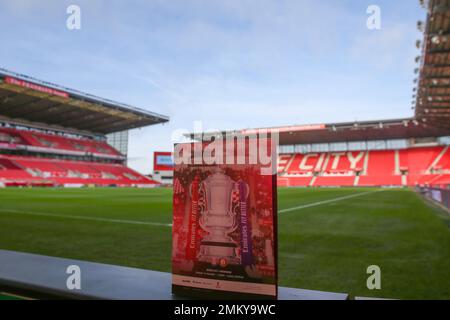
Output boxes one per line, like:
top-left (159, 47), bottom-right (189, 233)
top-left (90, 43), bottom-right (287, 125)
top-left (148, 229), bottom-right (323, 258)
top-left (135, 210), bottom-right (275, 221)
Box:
top-left (278, 0), bottom-right (450, 190)
top-left (192, 117), bottom-right (449, 189)
top-left (0, 154), bottom-right (156, 187)
top-left (0, 69), bottom-right (168, 187)
top-left (278, 146), bottom-right (449, 187)
top-left (0, 127), bottom-right (122, 158)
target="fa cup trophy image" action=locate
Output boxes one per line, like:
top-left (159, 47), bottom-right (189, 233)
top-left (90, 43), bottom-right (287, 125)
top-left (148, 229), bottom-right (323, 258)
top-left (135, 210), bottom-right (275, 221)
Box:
top-left (197, 169), bottom-right (248, 267)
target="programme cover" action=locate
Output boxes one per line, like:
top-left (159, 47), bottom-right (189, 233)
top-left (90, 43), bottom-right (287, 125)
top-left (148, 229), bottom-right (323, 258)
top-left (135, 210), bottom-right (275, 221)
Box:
top-left (172, 137), bottom-right (277, 299)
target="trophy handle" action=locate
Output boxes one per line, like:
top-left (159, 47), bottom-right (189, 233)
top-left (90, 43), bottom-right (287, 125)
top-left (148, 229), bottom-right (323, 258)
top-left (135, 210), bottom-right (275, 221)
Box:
top-left (244, 182), bottom-right (249, 199)
top-left (229, 182), bottom-right (239, 217)
top-left (188, 181), bottom-right (193, 198)
top-left (198, 181), bottom-right (207, 230)
top-left (230, 216), bottom-right (239, 234)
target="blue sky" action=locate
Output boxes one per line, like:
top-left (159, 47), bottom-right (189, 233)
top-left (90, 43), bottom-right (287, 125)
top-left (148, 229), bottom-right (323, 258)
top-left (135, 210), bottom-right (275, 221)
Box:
top-left (0, 0), bottom-right (425, 173)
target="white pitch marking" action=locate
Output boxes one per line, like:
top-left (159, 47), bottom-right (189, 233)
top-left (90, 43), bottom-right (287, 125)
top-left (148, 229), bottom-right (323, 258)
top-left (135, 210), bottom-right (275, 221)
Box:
top-left (1, 209), bottom-right (172, 227)
top-left (279, 189), bottom-right (385, 213)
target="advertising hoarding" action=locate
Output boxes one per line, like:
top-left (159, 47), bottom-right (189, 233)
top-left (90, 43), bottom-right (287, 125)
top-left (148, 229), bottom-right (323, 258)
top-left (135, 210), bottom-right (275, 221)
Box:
top-left (154, 151), bottom-right (174, 172)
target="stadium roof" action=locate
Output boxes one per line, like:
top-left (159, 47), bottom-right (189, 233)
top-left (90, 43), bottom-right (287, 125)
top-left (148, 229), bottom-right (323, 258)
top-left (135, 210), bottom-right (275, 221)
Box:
top-left (414, 0), bottom-right (450, 128)
top-left (0, 68), bottom-right (169, 135)
top-left (191, 118), bottom-right (450, 145)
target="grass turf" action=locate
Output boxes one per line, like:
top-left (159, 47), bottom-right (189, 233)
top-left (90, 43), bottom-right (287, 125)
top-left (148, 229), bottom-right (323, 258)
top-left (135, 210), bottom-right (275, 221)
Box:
top-left (0, 187), bottom-right (449, 299)
top-left (0, 292), bottom-right (28, 300)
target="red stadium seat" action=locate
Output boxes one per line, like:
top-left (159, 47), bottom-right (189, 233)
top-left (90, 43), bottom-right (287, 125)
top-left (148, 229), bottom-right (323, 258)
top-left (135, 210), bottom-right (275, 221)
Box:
top-left (0, 155), bottom-right (158, 186)
top-left (278, 146), bottom-right (449, 187)
top-left (0, 127), bottom-right (123, 158)
top-left (0, 127), bottom-right (150, 187)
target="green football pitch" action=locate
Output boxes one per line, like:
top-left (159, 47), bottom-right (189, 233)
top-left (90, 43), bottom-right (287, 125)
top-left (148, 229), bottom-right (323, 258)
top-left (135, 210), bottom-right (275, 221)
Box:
top-left (0, 187), bottom-right (449, 299)
top-left (0, 292), bottom-right (29, 300)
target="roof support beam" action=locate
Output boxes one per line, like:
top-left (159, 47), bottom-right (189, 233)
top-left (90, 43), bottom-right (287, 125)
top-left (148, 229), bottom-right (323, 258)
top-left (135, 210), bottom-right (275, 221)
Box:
top-left (99, 120), bottom-right (150, 133)
top-left (51, 113), bottom-right (100, 128)
top-left (67, 115), bottom-right (120, 129)
top-left (76, 118), bottom-right (130, 130)
top-left (11, 101), bottom-right (66, 118)
top-left (0, 96), bottom-right (45, 116)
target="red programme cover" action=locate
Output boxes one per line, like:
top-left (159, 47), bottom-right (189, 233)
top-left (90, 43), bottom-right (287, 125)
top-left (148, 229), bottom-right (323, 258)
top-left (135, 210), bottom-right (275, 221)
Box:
top-left (172, 138), bottom-right (277, 299)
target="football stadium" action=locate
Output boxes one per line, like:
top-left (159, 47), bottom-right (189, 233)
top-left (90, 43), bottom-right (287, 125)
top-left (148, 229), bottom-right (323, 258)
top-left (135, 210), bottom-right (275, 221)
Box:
top-left (0, 0), bottom-right (450, 301)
